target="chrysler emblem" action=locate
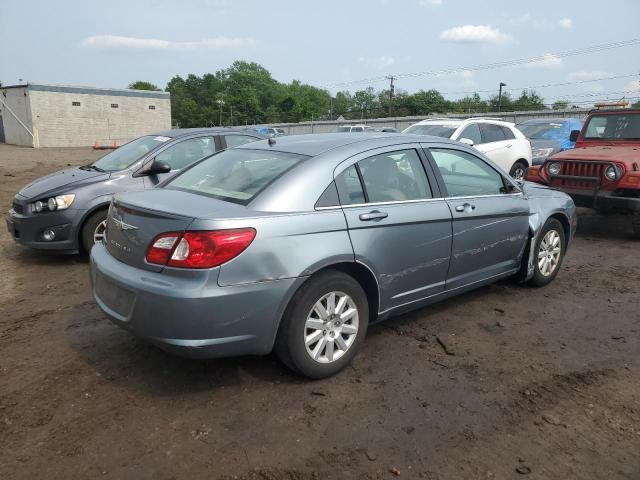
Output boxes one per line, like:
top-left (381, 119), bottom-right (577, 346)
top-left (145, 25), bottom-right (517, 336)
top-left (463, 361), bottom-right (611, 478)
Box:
top-left (113, 217), bottom-right (138, 232)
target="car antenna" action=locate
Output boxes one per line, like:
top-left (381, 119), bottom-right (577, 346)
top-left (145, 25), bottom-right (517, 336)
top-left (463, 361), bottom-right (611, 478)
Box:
top-left (268, 137), bottom-right (276, 146)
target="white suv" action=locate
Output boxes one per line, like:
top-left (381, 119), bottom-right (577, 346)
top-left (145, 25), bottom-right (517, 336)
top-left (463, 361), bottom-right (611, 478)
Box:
top-left (403, 118), bottom-right (532, 179)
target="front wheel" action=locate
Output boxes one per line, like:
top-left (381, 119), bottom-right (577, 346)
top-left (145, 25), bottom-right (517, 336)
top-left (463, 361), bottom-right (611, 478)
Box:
top-left (509, 160), bottom-right (528, 180)
top-left (528, 218), bottom-right (565, 287)
top-left (275, 270), bottom-right (369, 379)
top-left (80, 209), bottom-right (108, 254)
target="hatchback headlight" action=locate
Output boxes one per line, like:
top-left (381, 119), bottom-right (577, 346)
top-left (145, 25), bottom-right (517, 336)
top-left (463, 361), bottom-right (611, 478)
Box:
top-left (605, 165), bottom-right (620, 181)
top-left (532, 148), bottom-right (553, 159)
top-left (547, 162), bottom-right (562, 176)
top-left (31, 193), bottom-right (75, 213)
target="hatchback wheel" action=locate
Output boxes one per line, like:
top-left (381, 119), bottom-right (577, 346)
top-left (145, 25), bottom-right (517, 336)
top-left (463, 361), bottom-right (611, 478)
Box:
top-left (529, 218), bottom-right (565, 286)
top-left (275, 270), bottom-right (368, 379)
top-left (81, 209), bottom-right (108, 254)
top-left (509, 160), bottom-right (528, 180)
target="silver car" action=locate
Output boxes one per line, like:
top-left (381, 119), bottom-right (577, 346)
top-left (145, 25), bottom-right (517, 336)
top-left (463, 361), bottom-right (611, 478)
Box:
top-left (90, 133), bottom-right (576, 378)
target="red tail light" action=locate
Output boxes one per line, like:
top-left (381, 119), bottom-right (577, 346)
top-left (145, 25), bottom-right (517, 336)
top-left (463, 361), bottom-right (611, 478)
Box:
top-left (146, 228), bottom-right (256, 269)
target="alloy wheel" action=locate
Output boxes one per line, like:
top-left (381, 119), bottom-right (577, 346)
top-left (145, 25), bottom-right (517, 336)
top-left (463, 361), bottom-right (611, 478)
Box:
top-left (538, 229), bottom-right (561, 277)
top-left (304, 291), bottom-right (359, 364)
top-left (94, 220), bottom-right (107, 245)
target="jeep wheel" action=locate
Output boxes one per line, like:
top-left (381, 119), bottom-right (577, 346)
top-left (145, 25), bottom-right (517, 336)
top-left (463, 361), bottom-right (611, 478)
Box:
top-left (633, 214), bottom-right (640, 240)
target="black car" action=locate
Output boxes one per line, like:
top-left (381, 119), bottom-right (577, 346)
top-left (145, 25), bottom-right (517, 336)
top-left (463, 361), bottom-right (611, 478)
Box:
top-left (6, 128), bottom-right (264, 253)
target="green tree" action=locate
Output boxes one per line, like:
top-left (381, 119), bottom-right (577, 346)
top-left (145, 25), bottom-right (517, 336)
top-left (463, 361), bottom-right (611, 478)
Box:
top-left (552, 100), bottom-right (570, 110)
top-left (128, 81), bottom-right (161, 91)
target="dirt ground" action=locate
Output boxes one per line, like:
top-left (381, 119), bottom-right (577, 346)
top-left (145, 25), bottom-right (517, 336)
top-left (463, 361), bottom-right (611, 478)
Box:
top-left (1, 144), bottom-right (639, 480)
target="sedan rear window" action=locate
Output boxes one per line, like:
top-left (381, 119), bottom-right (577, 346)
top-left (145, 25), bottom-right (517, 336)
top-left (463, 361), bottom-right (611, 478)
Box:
top-left (166, 149), bottom-right (307, 204)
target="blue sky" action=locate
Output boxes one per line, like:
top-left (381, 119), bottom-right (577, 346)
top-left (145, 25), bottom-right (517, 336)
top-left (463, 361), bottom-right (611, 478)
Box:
top-left (1, 0), bottom-right (639, 105)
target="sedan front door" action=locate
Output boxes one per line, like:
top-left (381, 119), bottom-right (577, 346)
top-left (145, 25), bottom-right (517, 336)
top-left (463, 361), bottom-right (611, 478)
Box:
top-left (425, 146), bottom-right (530, 290)
top-left (335, 145), bottom-right (452, 313)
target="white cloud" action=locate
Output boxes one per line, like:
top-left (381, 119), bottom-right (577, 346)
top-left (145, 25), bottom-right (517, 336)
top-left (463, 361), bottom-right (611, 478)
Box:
top-left (82, 35), bottom-right (256, 51)
top-left (357, 55), bottom-right (395, 70)
top-left (419, 0), bottom-right (442, 6)
top-left (524, 53), bottom-right (564, 69)
top-left (568, 70), bottom-right (611, 81)
top-left (439, 25), bottom-right (515, 44)
top-left (558, 18), bottom-right (573, 29)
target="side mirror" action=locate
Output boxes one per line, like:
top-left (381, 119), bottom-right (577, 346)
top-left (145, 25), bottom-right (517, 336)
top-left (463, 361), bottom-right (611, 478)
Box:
top-left (141, 159), bottom-right (172, 176)
top-left (569, 130), bottom-right (580, 142)
top-left (459, 137), bottom-right (474, 146)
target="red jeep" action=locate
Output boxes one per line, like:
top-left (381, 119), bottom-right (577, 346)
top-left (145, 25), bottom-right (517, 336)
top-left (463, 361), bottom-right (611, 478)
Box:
top-left (526, 109), bottom-right (640, 238)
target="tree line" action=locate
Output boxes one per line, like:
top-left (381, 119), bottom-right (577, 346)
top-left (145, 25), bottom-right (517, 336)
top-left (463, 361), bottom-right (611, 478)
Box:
top-left (129, 61), bottom-right (635, 127)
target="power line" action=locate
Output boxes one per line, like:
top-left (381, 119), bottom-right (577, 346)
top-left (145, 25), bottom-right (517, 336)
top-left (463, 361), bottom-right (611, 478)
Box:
top-left (327, 38), bottom-right (640, 89)
top-left (437, 73), bottom-right (638, 96)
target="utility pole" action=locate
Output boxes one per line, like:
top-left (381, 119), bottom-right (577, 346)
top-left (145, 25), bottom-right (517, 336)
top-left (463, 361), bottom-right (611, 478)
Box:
top-left (498, 82), bottom-right (507, 112)
top-left (386, 75), bottom-right (397, 116)
top-left (217, 93), bottom-right (225, 126)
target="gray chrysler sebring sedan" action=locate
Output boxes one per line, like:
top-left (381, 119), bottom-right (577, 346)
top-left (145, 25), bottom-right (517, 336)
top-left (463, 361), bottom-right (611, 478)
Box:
top-left (7, 128), bottom-right (264, 253)
top-left (90, 133), bottom-right (576, 378)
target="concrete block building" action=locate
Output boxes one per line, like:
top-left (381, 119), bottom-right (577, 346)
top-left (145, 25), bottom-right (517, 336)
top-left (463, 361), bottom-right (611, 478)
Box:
top-left (0, 83), bottom-right (171, 148)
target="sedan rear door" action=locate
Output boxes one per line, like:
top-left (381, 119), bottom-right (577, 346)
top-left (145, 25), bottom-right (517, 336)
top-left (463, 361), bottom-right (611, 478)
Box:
top-left (335, 145), bottom-right (452, 313)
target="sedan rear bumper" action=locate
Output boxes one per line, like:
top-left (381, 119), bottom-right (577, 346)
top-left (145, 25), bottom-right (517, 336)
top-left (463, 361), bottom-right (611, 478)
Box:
top-left (90, 243), bottom-right (300, 358)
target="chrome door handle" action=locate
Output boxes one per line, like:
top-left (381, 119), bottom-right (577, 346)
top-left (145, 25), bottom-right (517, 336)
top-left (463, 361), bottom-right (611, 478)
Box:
top-left (359, 210), bottom-right (388, 221)
top-left (455, 203), bottom-right (476, 213)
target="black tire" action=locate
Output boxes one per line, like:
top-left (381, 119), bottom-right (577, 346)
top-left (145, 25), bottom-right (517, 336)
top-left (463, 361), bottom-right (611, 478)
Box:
top-left (632, 214), bottom-right (640, 240)
top-left (80, 209), bottom-right (108, 254)
top-left (509, 160), bottom-right (528, 180)
top-left (275, 270), bottom-right (369, 379)
top-left (528, 218), bottom-right (565, 287)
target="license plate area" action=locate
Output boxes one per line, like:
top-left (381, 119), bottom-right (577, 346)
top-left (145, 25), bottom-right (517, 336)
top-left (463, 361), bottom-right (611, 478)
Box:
top-left (95, 271), bottom-right (135, 319)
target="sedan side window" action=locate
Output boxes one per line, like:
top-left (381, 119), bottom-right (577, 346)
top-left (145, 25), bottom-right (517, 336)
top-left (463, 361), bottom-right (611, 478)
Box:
top-left (502, 126), bottom-right (516, 140)
top-left (358, 149), bottom-right (432, 202)
top-left (459, 124), bottom-right (482, 145)
top-left (430, 148), bottom-right (505, 197)
top-left (155, 137), bottom-right (216, 170)
top-left (225, 135), bottom-right (260, 148)
top-left (335, 165), bottom-right (366, 205)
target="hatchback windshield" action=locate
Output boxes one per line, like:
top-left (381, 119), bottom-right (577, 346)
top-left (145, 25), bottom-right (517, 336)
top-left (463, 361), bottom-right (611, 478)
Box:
top-left (518, 122), bottom-right (567, 140)
top-left (92, 135), bottom-right (171, 171)
top-left (167, 149), bottom-right (307, 204)
top-left (583, 114), bottom-right (640, 140)
top-left (403, 124), bottom-right (457, 138)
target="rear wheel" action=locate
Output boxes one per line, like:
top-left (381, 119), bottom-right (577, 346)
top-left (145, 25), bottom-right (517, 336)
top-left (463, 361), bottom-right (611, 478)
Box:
top-left (275, 270), bottom-right (368, 379)
top-left (528, 218), bottom-right (565, 287)
top-left (509, 160), bottom-right (528, 180)
top-left (80, 209), bottom-right (108, 254)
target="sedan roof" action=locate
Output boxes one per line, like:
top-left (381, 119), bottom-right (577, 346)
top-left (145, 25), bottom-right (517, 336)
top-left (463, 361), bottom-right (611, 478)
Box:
top-left (237, 132), bottom-right (457, 157)
top-left (151, 127), bottom-right (266, 138)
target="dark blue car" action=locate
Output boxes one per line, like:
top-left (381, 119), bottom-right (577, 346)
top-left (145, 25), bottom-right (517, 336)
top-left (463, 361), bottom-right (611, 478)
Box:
top-left (516, 118), bottom-right (583, 165)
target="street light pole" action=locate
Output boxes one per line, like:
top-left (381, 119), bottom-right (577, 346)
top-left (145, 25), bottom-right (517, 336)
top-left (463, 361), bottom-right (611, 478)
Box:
top-left (498, 82), bottom-right (507, 112)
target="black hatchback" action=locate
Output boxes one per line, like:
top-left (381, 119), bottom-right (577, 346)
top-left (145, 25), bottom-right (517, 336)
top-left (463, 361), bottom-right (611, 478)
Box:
top-left (7, 128), bottom-right (264, 253)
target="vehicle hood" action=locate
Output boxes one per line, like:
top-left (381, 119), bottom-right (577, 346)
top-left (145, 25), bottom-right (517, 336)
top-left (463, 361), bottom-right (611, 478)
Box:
top-left (17, 166), bottom-right (110, 200)
top-left (522, 180), bottom-right (562, 198)
top-left (114, 188), bottom-right (254, 220)
top-left (530, 139), bottom-right (561, 151)
top-left (550, 145), bottom-right (640, 163)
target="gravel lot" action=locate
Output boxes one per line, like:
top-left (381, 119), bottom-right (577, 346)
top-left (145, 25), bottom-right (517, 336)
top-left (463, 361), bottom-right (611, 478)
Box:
top-left (1, 144), bottom-right (639, 480)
